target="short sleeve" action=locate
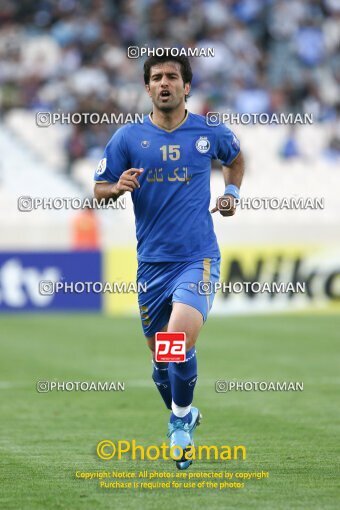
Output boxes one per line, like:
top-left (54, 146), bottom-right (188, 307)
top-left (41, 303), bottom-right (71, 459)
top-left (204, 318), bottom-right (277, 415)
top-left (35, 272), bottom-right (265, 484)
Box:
top-left (94, 127), bottom-right (130, 182)
top-left (215, 124), bottom-right (241, 166)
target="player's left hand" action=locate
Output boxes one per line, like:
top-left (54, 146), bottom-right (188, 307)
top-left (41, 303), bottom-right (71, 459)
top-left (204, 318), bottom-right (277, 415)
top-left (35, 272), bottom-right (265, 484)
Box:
top-left (210, 195), bottom-right (236, 216)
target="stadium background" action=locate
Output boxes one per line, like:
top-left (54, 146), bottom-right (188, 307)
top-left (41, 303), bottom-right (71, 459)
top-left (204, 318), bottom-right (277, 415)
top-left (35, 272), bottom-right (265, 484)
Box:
top-left (0, 1), bottom-right (339, 509)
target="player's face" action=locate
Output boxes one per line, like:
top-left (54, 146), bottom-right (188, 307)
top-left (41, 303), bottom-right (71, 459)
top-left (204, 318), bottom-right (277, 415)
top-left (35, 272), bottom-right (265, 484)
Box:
top-left (146, 62), bottom-right (191, 112)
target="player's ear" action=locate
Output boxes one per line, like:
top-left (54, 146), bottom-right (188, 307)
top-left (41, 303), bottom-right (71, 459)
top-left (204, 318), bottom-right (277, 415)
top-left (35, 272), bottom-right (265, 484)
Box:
top-left (145, 84), bottom-right (152, 97)
top-left (184, 82), bottom-right (191, 96)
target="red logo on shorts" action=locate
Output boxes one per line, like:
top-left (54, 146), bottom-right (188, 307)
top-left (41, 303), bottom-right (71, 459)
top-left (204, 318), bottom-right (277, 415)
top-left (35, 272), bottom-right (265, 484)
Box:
top-left (155, 332), bottom-right (186, 362)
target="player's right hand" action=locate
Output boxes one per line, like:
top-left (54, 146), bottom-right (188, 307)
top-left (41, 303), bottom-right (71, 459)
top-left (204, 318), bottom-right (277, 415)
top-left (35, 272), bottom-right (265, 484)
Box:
top-left (115, 168), bottom-right (144, 194)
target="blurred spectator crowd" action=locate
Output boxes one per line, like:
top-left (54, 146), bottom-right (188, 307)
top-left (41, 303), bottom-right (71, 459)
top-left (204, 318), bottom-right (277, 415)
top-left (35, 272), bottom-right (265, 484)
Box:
top-left (0, 0), bottom-right (339, 170)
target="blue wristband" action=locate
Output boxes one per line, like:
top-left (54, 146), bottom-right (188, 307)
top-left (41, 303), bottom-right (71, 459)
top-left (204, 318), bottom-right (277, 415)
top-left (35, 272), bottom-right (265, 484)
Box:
top-left (224, 184), bottom-right (240, 200)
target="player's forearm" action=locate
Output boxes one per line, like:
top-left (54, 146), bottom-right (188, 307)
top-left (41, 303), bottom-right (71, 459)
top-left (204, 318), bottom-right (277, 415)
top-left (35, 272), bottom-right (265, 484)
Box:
top-left (222, 151), bottom-right (245, 189)
top-left (94, 182), bottom-right (123, 202)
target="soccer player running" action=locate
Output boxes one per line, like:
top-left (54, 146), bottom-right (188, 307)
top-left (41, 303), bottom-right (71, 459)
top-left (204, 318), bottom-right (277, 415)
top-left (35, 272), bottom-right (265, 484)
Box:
top-left (94, 55), bottom-right (244, 469)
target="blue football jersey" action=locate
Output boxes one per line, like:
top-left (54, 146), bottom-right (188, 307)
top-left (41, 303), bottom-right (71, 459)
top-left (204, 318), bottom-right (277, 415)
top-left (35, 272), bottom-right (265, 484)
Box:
top-left (94, 111), bottom-right (240, 262)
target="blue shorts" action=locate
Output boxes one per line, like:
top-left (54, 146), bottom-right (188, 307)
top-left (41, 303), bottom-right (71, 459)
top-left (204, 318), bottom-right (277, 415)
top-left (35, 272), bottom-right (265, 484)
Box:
top-left (137, 257), bottom-right (220, 337)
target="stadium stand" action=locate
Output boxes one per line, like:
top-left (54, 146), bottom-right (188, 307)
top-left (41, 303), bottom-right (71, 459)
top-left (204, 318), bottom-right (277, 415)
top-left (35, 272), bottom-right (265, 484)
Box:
top-left (0, 0), bottom-right (339, 249)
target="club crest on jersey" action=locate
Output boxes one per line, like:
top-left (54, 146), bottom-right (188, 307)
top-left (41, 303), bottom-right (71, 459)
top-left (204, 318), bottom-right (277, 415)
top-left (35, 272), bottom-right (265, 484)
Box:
top-left (195, 136), bottom-right (210, 154)
top-left (141, 140), bottom-right (150, 148)
top-left (96, 158), bottom-right (107, 175)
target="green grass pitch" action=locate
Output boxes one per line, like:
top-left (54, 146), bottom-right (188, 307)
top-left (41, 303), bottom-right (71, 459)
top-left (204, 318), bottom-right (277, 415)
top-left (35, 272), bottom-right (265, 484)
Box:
top-left (0, 314), bottom-right (339, 509)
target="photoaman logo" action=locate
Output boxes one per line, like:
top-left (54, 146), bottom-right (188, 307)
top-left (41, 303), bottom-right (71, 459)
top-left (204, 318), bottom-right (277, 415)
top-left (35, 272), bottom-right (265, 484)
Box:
top-left (96, 440), bottom-right (246, 462)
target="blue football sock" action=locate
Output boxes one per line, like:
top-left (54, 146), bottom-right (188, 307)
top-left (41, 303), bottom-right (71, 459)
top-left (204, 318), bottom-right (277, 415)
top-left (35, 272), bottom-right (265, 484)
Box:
top-left (168, 347), bottom-right (197, 409)
top-left (170, 411), bottom-right (192, 424)
top-left (152, 360), bottom-right (172, 410)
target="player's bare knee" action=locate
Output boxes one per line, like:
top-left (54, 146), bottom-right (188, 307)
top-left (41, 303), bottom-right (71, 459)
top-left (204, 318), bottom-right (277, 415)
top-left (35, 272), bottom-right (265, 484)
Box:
top-left (185, 335), bottom-right (197, 351)
top-left (146, 337), bottom-right (155, 352)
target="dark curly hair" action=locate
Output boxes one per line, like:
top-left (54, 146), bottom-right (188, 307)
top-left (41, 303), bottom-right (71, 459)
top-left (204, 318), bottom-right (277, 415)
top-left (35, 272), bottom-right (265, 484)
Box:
top-left (143, 54), bottom-right (193, 87)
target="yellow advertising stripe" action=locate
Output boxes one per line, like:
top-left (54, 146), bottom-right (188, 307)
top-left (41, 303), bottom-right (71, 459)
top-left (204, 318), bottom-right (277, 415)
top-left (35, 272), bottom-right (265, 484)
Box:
top-left (103, 248), bottom-right (138, 315)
